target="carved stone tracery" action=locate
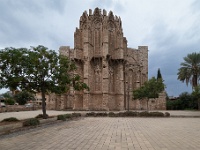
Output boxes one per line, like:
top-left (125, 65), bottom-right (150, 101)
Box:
top-left (94, 64), bottom-right (101, 91)
top-left (53, 7), bottom-right (154, 111)
top-left (109, 66), bottom-right (114, 92)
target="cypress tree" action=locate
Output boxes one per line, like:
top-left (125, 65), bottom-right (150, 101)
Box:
top-left (157, 68), bottom-right (162, 80)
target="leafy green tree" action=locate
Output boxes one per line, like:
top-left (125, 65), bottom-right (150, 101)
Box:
top-left (2, 92), bottom-right (15, 105)
top-left (14, 91), bottom-right (35, 105)
top-left (2, 93), bottom-right (12, 99)
top-left (178, 92), bottom-right (194, 110)
top-left (0, 47), bottom-right (28, 91)
top-left (177, 52), bottom-right (200, 88)
top-left (167, 92), bottom-right (197, 110)
top-left (133, 77), bottom-right (165, 110)
top-left (0, 45), bottom-right (89, 118)
top-left (192, 85), bottom-right (200, 110)
top-left (167, 99), bottom-right (182, 110)
top-left (5, 99), bottom-right (15, 105)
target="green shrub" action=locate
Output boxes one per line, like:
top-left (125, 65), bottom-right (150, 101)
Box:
top-left (2, 117), bottom-right (19, 122)
top-left (139, 111), bottom-right (165, 117)
top-left (86, 112), bottom-right (96, 117)
top-left (35, 114), bottom-right (49, 119)
top-left (139, 111), bottom-right (150, 117)
top-left (124, 111), bottom-right (138, 117)
top-left (95, 112), bottom-right (108, 117)
top-left (72, 113), bottom-right (81, 117)
top-left (102, 112), bottom-right (108, 117)
top-left (149, 112), bottom-right (164, 117)
top-left (23, 118), bottom-right (40, 126)
top-left (117, 112), bottom-right (124, 117)
top-left (108, 112), bottom-right (116, 117)
top-left (165, 112), bottom-right (170, 117)
top-left (64, 114), bottom-right (72, 119)
top-left (57, 115), bottom-right (66, 121)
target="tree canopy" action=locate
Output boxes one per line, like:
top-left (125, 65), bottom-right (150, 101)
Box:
top-left (177, 52), bottom-right (200, 88)
top-left (167, 92), bottom-right (198, 110)
top-left (14, 91), bottom-right (35, 105)
top-left (1, 92), bottom-right (15, 105)
top-left (0, 45), bottom-right (89, 118)
top-left (133, 77), bottom-right (165, 110)
top-left (191, 85), bottom-right (200, 110)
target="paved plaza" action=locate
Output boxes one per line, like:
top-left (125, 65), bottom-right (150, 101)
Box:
top-left (0, 117), bottom-right (200, 150)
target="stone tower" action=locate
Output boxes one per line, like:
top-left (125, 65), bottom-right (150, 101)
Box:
top-left (58, 8), bottom-right (148, 110)
top-left (46, 8), bottom-right (165, 111)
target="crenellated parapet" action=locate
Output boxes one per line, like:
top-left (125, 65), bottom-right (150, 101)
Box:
top-left (79, 8), bottom-right (122, 32)
top-left (59, 46), bottom-right (74, 58)
top-left (74, 7), bottom-right (126, 60)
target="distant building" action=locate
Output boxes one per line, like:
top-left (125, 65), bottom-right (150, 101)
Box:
top-left (168, 96), bottom-right (179, 101)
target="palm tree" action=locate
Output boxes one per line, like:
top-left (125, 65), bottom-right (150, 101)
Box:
top-left (177, 52), bottom-right (200, 88)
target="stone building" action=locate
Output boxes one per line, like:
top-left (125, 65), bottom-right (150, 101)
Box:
top-left (46, 8), bottom-right (166, 110)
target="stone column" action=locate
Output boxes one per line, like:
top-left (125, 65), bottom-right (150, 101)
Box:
top-left (102, 29), bottom-right (109, 110)
top-left (118, 62), bottom-right (125, 110)
top-left (102, 58), bottom-right (109, 110)
top-left (82, 29), bottom-right (90, 110)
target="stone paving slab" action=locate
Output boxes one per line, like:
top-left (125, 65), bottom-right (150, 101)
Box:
top-left (0, 117), bottom-right (200, 150)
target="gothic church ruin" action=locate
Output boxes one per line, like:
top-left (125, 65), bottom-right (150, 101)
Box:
top-left (46, 8), bottom-right (166, 110)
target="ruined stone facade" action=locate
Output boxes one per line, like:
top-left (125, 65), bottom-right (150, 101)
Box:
top-left (46, 8), bottom-right (166, 110)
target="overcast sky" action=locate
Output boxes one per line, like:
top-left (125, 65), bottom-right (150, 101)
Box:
top-left (0, 0), bottom-right (200, 96)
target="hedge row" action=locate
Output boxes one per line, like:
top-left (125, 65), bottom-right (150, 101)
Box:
top-left (86, 111), bottom-right (170, 117)
top-left (57, 113), bottom-right (81, 121)
top-left (1, 113), bottom-right (82, 127)
top-left (35, 114), bottom-right (49, 119)
top-left (23, 118), bottom-right (40, 126)
top-left (1, 117), bottom-right (19, 122)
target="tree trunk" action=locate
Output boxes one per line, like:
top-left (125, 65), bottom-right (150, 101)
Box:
top-left (41, 86), bottom-right (47, 119)
top-left (193, 75), bottom-right (198, 88)
top-left (198, 98), bottom-right (200, 110)
top-left (147, 99), bottom-right (149, 111)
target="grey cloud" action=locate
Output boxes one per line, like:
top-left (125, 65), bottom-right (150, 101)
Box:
top-left (0, 1), bottom-right (43, 47)
top-left (0, 0), bottom-right (70, 50)
top-left (112, 2), bottom-right (125, 13)
top-left (91, 0), bottom-right (114, 9)
top-left (144, 21), bottom-right (178, 49)
top-left (91, 0), bottom-right (125, 14)
top-left (165, 75), bottom-right (192, 96)
top-left (0, 0), bottom-right (199, 96)
top-left (191, 0), bottom-right (200, 13)
top-left (45, 0), bottom-right (67, 14)
top-left (145, 17), bottom-right (200, 96)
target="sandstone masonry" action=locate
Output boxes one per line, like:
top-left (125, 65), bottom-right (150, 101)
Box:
top-left (46, 8), bottom-right (166, 111)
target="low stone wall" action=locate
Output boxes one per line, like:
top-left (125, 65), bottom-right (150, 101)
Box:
top-left (0, 105), bottom-right (42, 113)
top-left (0, 117), bottom-right (58, 135)
top-left (0, 122), bottom-right (23, 135)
